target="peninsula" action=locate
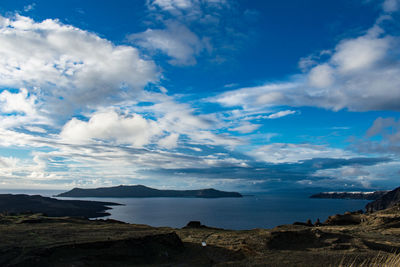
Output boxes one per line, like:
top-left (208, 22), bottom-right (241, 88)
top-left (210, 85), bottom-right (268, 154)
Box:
top-left (56, 185), bottom-right (243, 198)
top-left (310, 191), bottom-right (388, 200)
top-left (0, 194), bottom-right (120, 218)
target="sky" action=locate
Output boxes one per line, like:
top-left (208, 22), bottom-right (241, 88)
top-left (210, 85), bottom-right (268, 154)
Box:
top-left (0, 0), bottom-right (399, 191)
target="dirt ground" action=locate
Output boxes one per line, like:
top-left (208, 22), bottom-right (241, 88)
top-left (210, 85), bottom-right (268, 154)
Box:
top-left (1, 205), bottom-right (400, 266)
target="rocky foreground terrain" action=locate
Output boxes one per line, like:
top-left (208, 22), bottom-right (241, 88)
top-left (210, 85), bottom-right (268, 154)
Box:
top-left (2, 186), bottom-right (400, 266)
top-left (1, 204), bottom-right (400, 267)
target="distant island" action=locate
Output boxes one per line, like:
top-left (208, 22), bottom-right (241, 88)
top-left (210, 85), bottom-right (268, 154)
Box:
top-left (310, 191), bottom-right (388, 200)
top-left (0, 194), bottom-right (121, 218)
top-left (56, 185), bottom-right (243, 198)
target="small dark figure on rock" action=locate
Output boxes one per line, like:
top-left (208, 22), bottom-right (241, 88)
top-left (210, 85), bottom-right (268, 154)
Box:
top-left (315, 218), bottom-right (322, 226)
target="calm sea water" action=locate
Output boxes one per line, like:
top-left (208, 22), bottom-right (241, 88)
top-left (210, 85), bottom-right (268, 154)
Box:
top-left (0, 189), bottom-right (370, 230)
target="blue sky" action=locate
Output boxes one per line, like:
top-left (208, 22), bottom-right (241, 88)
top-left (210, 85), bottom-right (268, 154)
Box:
top-left (0, 0), bottom-right (399, 191)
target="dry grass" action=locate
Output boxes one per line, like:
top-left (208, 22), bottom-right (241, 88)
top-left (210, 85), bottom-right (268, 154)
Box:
top-left (338, 252), bottom-right (400, 267)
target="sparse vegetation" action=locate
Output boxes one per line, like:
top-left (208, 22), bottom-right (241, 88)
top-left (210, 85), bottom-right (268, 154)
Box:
top-left (1, 204), bottom-right (400, 266)
top-left (337, 252), bottom-right (400, 267)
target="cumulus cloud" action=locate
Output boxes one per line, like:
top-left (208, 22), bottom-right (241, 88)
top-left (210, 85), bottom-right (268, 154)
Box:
top-left (331, 35), bottom-right (390, 72)
top-left (212, 17), bottom-right (400, 112)
top-left (0, 15), bottom-right (157, 114)
top-left (60, 110), bottom-right (162, 147)
top-left (131, 92), bottom-right (242, 147)
top-left (0, 88), bottom-right (36, 116)
top-left (0, 88), bottom-right (49, 129)
top-left (308, 64), bottom-right (334, 88)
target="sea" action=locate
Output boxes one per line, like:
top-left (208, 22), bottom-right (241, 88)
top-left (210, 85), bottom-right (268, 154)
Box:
top-left (0, 189), bottom-right (370, 230)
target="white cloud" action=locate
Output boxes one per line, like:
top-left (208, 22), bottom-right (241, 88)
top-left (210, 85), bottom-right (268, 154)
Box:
top-left (212, 20), bottom-right (400, 112)
top-left (252, 143), bottom-right (353, 164)
top-left (24, 3), bottom-right (36, 12)
top-left (313, 160), bottom-right (400, 189)
top-left (130, 92), bottom-right (242, 147)
top-left (0, 15), bottom-right (157, 113)
top-left (24, 126), bottom-right (47, 133)
top-left (0, 88), bottom-right (36, 116)
top-left (308, 64), bottom-right (334, 87)
top-left (331, 35), bottom-right (390, 73)
top-left (383, 0), bottom-right (400, 12)
top-left (60, 110), bottom-right (162, 147)
top-left (229, 122), bottom-right (261, 134)
top-left (267, 110), bottom-right (296, 119)
top-left (212, 83), bottom-right (294, 109)
top-left (147, 0), bottom-right (228, 18)
top-left (0, 154), bottom-right (59, 186)
top-left (0, 156), bottom-right (18, 169)
top-left (158, 133), bottom-right (179, 148)
top-left (129, 21), bottom-right (209, 65)
top-left (0, 89), bottom-right (49, 129)
top-left (151, 0), bottom-right (193, 12)
top-left (136, 0), bottom-right (234, 66)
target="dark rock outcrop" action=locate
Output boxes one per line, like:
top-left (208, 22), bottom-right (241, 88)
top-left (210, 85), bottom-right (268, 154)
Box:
top-left (12, 232), bottom-right (184, 267)
top-left (323, 211), bottom-right (362, 226)
top-left (265, 229), bottom-right (354, 250)
top-left (185, 221), bottom-right (203, 228)
top-left (366, 186), bottom-right (400, 212)
top-left (57, 185), bottom-right (242, 198)
top-left (183, 221), bottom-right (221, 230)
top-left (0, 194), bottom-right (120, 218)
top-left (293, 219), bottom-right (314, 227)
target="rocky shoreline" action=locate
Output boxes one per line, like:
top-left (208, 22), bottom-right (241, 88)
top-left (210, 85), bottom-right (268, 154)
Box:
top-left (1, 203), bottom-right (400, 266)
top-left (1, 186), bottom-right (400, 266)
